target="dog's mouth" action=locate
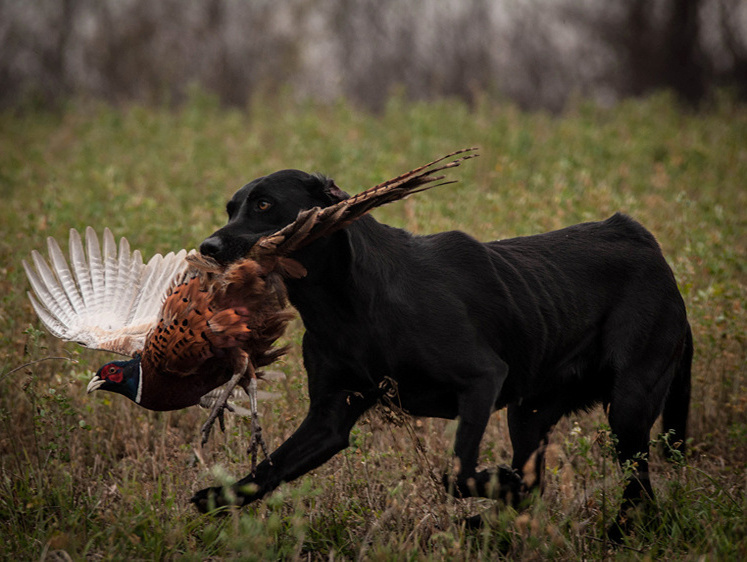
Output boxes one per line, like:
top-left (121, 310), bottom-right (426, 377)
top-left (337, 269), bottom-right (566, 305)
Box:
top-left (199, 232), bottom-right (269, 264)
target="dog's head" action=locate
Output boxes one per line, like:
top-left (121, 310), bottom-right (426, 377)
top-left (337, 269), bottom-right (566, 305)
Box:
top-left (200, 169), bottom-right (349, 264)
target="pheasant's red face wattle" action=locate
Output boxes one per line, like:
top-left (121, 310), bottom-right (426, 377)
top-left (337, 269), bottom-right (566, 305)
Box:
top-left (102, 364), bottom-right (124, 384)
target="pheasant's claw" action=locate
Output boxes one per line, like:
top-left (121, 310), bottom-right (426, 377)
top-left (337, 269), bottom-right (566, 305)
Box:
top-left (247, 415), bottom-right (269, 475)
top-left (217, 407), bottom-right (226, 434)
top-left (200, 366), bottom-right (247, 446)
top-left (200, 416), bottom-right (216, 447)
top-left (216, 401), bottom-right (240, 435)
top-left (243, 375), bottom-right (270, 474)
top-left (200, 402), bottom-right (228, 446)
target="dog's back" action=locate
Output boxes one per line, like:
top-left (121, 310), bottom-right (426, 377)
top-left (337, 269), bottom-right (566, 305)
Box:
top-left (480, 213), bottom-right (688, 394)
top-left (346, 212), bottom-right (688, 409)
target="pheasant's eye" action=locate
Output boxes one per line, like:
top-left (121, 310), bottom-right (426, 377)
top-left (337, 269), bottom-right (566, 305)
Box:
top-left (256, 200), bottom-right (272, 212)
top-left (104, 364), bottom-right (123, 383)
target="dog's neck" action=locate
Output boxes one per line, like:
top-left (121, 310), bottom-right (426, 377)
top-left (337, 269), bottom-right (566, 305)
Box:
top-left (286, 215), bottom-right (410, 334)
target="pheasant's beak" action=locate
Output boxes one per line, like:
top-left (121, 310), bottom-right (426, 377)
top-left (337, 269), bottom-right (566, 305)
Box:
top-left (87, 375), bottom-right (105, 394)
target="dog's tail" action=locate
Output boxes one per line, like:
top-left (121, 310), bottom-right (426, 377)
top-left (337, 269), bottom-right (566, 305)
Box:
top-left (661, 323), bottom-right (693, 461)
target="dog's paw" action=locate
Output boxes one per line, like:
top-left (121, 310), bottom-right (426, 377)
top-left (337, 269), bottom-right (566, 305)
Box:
top-left (442, 470), bottom-right (493, 498)
top-left (463, 513), bottom-right (485, 529)
top-left (190, 486), bottom-right (241, 514)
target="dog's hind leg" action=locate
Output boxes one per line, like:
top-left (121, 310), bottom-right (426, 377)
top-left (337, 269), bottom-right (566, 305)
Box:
top-left (505, 399), bottom-right (570, 505)
top-left (606, 356), bottom-right (678, 540)
top-left (661, 325), bottom-right (693, 461)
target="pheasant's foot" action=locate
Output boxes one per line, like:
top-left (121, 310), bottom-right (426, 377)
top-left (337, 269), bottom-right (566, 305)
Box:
top-left (247, 413), bottom-right (270, 475)
top-left (200, 361), bottom-right (247, 446)
top-left (200, 401), bottom-right (237, 446)
top-left (240, 376), bottom-right (270, 474)
top-left (200, 407), bottom-right (222, 446)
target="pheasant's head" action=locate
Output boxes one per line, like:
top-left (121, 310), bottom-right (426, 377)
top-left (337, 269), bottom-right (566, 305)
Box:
top-left (88, 356), bottom-right (142, 404)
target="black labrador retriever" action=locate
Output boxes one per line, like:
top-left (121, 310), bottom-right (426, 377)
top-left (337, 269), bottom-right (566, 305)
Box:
top-left (192, 168), bottom-right (692, 534)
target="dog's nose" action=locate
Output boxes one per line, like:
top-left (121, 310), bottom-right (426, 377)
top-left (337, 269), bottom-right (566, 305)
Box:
top-left (200, 236), bottom-right (223, 257)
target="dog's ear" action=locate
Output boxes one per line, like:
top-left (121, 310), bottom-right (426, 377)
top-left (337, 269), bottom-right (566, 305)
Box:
top-left (311, 174), bottom-right (350, 205)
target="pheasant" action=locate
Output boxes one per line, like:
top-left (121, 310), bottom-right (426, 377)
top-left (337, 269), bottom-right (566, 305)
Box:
top-left (24, 148), bottom-right (477, 467)
top-left (23, 228), bottom-right (293, 456)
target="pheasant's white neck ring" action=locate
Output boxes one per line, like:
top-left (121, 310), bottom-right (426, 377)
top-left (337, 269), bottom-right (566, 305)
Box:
top-left (135, 362), bottom-right (143, 404)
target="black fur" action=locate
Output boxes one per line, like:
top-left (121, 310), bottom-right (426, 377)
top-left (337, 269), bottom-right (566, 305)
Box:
top-left (192, 169), bottom-right (692, 534)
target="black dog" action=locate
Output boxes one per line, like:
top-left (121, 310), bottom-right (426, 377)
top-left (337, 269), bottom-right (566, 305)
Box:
top-left (192, 169), bottom-right (692, 534)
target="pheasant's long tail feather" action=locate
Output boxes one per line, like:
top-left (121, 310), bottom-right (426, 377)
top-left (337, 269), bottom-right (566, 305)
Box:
top-left (253, 147), bottom-right (478, 259)
top-left (341, 147), bottom-right (478, 212)
top-left (24, 227), bottom-right (192, 356)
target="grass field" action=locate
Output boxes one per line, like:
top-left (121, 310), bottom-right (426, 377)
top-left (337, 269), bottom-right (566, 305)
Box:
top-left (1, 91), bottom-right (745, 560)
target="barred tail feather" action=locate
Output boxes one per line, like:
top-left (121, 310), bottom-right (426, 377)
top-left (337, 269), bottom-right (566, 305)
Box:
top-left (254, 147), bottom-right (478, 259)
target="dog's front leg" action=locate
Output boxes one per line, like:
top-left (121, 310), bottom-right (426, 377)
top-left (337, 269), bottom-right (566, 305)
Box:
top-left (443, 366), bottom-right (508, 499)
top-left (191, 390), bottom-right (374, 513)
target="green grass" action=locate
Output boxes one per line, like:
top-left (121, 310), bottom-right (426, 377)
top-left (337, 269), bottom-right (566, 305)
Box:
top-left (1, 90), bottom-right (745, 560)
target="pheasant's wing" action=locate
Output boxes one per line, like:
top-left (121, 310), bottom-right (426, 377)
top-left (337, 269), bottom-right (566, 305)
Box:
top-left (24, 227), bottom-right (191, 357)
top-left (253, 147), bottom-right (478, 259)
top-left (141, 275), bottom-right (221, 377)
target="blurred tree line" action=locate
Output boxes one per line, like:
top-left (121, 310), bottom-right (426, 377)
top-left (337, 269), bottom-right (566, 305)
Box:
top-left (0, 0), bottom-right (744, 112)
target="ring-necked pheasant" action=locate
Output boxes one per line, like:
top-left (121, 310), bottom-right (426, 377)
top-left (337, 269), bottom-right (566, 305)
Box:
top-left (24, 148), bottom-right (477, 468)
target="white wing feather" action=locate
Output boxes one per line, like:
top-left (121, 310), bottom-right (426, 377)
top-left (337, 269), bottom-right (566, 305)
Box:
top-left (24, 227), bottom-right (192, 357)
top-left (86, 226), bottom-right (105, 320)
top-left (47, 236), bottom-right (84, 315)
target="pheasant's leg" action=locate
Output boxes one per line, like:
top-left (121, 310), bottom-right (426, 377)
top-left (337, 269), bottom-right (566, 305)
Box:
top-left (240, 364), bottom-right (269, 475)
top-left (200, 353), bottom-right (249, 446)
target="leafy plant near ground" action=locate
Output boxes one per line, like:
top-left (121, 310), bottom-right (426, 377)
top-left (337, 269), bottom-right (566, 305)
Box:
top-left (0, 91), bottom-right (745, 560)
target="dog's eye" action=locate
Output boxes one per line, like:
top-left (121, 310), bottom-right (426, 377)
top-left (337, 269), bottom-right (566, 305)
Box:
top-left (256, 200), bottom-right (272, 212)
